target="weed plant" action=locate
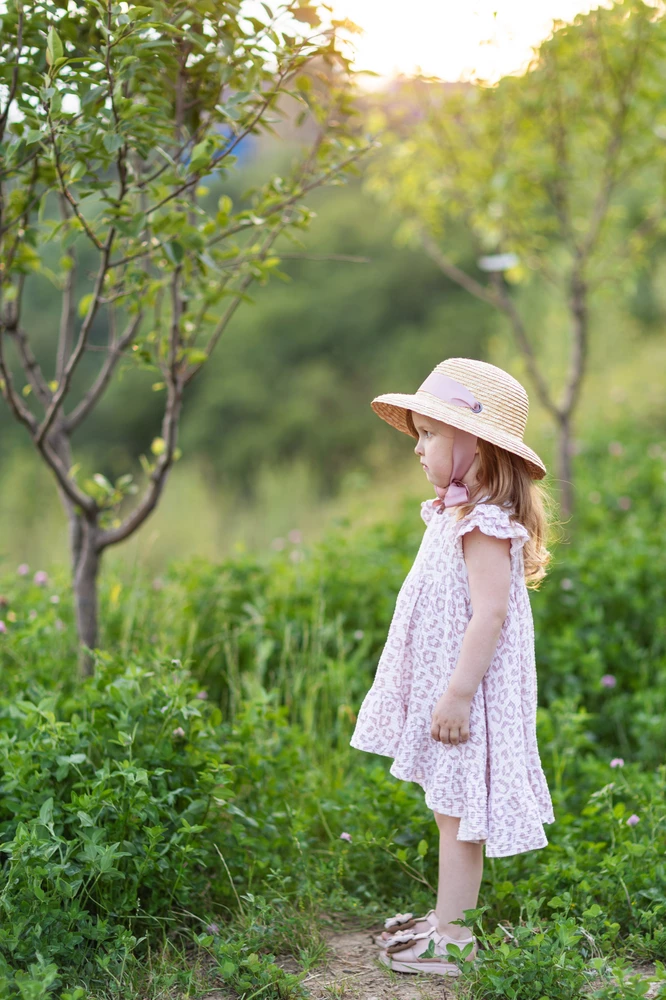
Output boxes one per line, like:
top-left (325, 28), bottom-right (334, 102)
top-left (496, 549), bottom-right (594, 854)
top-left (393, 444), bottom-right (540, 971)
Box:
top-left (0, 425), bottom-right (665, 997)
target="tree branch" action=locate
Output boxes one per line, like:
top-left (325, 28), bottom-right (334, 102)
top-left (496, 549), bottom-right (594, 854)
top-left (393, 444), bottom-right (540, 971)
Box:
top-left (488, 271), bottom-right (561, 420)
top-left (143, 72), bottom-right (291, 219)
top-left (420, 230), bottom-right (501, 308)
top-left (96, 280), bottom-right (183, 550)
top-left (135, 123), bottom-right (207, 191)
top-left (54, 192), bottom-right (77, 386)
top-left (140, 41), bottom-right (321, 223)
top-left (36, 231), bottom-right (116, 445)
top-left (0, 149), bottom-right (41, 183)
top-left (105, 2), bottom-right (129, 200)
top-left (0, 321), bottom-right (95, 510)
top-left (65, 311), bottom-right (143, 433)
top-left (38, 436), bottom-right (98, 514)
top-left (1, 159), bottom-right (40, 278)
top-left (0, 191), bottom-right (42, 241)
top-left (95, 404), bottom-right (182, 550)
top-left (7, 323), bottom-right (53, 407)
top-left (0, 334), bottom-right (39, 435)
top-left (109, 139), bottom-right (372, 274)
top-left (181, 115), bottom-right (366, 389)
top-left (0, 6), bottom-right (24, 142)
top-left (258, 251), bottom-right (371, 263)
top-left (419, 230), bottom-right (560, 420)
top-left (560, 271), bottom-right (588, 417)
top-left (56, 252), bottom-right (76, 385)
top-left (542, 49), bottom-right (577, 249)
top-left (181, 278), bottom-right (252, 389)
top-left (579, 23), bottom-right (645, 262)
top-left (207, 142), bottom-right (374, 251)
top-left (47, 105), bottom-right (104, 251)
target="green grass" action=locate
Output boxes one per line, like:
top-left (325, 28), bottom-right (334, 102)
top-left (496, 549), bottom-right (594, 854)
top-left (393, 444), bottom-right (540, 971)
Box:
top-left (1, 419), bottom-right (666, 998)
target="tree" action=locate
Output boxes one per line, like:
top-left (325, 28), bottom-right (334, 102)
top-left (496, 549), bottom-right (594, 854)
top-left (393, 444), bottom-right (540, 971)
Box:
top-left (369, 0), bottom-right (666, 521)
top-left (0, 0), bottom-right (370, 675)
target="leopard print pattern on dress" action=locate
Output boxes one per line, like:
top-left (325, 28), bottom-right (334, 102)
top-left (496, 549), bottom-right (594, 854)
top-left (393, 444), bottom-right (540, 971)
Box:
top-left (349, 499), bottom-right (555, 858)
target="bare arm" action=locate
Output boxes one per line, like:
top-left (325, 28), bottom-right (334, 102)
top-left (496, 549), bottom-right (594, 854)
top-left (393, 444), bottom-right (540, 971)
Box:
top-left (431, 528), bottom-right (511, 744)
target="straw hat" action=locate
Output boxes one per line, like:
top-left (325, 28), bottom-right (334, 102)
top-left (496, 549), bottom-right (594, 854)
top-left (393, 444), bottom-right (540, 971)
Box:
top-left (371, 357), bottom-right (547, 480)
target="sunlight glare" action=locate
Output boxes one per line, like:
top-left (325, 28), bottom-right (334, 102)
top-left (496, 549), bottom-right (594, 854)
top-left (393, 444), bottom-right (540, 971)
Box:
top-left (331, 0), bottom-right (604, 83)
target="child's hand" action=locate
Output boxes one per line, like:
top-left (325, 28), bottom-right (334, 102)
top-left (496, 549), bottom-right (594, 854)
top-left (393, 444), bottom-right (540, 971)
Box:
top-left (430, 690), bottom-right (472, 745)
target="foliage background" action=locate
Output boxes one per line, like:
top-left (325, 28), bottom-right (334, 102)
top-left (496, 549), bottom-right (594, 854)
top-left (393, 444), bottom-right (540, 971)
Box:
top-left (1, 2), bottom-right (666, 998)
top-left (1, 434), bottom-right (666, 997)
top-left (1, 134), bottom-right (665, 575)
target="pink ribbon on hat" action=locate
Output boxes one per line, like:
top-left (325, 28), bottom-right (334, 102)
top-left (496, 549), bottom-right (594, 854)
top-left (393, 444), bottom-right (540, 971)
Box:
top-left (418, 371), bottom-right (483, 511)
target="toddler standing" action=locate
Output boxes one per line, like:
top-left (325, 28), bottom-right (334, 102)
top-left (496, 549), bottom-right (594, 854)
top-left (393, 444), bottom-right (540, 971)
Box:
top-left (350, 357), bottom-right (556, 976)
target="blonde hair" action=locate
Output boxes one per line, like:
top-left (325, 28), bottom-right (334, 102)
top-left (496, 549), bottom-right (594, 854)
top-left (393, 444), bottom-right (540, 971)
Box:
top-left (457, 437), bottom-right (558, 589)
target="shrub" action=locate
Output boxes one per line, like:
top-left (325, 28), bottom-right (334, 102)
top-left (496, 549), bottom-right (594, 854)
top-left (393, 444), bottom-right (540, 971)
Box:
top-left (0, 654), bottom-right (232, 991)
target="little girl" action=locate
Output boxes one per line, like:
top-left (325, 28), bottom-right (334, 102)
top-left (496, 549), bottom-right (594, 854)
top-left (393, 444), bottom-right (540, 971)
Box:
top-left (350, 357), bottom-right (556, 977)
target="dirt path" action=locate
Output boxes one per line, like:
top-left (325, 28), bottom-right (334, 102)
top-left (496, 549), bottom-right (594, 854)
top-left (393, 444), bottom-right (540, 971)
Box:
top-left (276, 926), bottom-right (663, 1000)
top-left (278, 925), bottom-right (467, 1000)
top-left (202, 924), bottom-right (662, 1000)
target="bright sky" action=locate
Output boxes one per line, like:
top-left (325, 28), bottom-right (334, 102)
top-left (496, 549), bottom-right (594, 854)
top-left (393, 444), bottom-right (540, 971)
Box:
top-left (331, 0), bottom-right (605, 83)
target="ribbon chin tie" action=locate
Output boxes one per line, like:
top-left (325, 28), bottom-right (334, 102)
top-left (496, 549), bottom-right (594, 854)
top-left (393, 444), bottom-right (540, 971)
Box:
top-left (416, 371), bottom-right (482, 511)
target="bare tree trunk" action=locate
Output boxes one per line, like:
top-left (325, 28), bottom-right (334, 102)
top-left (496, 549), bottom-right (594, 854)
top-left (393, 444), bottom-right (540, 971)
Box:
top-left (73, 516), bottom-right (101, 679)
top-left (45, 428), bottom-right (98, 674)
top-left (556, 411), bottom-right (574, 525)
top-left (42, 429), bottom-right (101, 677)
top-left (555, 270), bottom-right (588, 524)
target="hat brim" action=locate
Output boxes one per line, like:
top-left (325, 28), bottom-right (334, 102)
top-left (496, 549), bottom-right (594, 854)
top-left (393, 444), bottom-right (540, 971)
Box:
top-left (371, 391), bottom-right (547, 481)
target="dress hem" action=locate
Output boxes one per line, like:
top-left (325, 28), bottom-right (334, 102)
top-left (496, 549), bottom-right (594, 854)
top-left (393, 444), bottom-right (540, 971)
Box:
top-left (349, 737), bottom-right (555, 858)
top-left (349, 736), bottom-right (400, 758)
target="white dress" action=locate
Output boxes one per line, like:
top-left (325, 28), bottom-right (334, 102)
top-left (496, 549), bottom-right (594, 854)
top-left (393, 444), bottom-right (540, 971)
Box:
top-left (349, 498), bottom-right (555, 858)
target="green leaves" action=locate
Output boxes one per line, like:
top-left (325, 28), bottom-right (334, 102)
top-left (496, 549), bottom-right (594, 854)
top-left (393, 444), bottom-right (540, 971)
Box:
top-left (0, 0), bottom-right (368, 679)
top-left (216, 194), bottom-right (233, 225)
top-left (163, 240), bottom-right (184, 265)
top-left (189, 138), bottom-right (217, 174)
top-left (0, 443), bottom-right (665, 995)
top-left (81, 84), bottom-right (107, 107)
top-left (68, 161), bottom-right (87, 182)
top-left (376, 2), bottom-right (666, 280)
top-left (77, 293), bottom-right (93, 318)
top-left (2, 0), bottom-right (366, 332)
top-left (46, 27), bottom-right (63, 67)
top-left (103, 132), bottom-right (124, 155)
top-left (0, 653), bottom-right (235, 970)
top-left (23, 128), bottom-right (44, 146)
top-left (182, 349), bottom-right (209, 365)
top-left (39, 796), bottom-right (54, 829)
top-left (421, 937), bottom-right (436, 958)
top-left (127, 6), bottom-right (153, 20)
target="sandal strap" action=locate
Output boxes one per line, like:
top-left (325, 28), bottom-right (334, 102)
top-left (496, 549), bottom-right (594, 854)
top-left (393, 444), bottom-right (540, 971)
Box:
top-left (386, 926), bottom-right (476, 959)
top-left (385, 929), bottom-right (431, 956)
top-left (384, 911), bottom-right (414, 931)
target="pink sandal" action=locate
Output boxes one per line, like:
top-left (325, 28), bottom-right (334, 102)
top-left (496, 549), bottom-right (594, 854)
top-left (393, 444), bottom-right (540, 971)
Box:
top-left (373, 909), bottom-right (439, 947)
top-left (378, 924), bottom-right (478, 977)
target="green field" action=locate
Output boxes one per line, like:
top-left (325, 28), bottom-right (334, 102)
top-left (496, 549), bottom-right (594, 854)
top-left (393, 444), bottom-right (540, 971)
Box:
top-left (1, 429), bottom-right (665, 998)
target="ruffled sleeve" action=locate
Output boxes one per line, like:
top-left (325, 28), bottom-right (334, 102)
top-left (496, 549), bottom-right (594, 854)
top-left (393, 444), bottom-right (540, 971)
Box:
top-left (456, 502), bottom-right (529, 552)
top-left (420, 498), bottom-right (438, 526)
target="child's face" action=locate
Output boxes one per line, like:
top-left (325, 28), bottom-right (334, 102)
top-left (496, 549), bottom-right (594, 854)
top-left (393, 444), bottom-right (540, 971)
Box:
top-left (411, 412), bottom-right (480, 493)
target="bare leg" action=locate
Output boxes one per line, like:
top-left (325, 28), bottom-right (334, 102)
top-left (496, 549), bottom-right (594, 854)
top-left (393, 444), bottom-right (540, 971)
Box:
top-left (433, 812), bottom-right (484, 940)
